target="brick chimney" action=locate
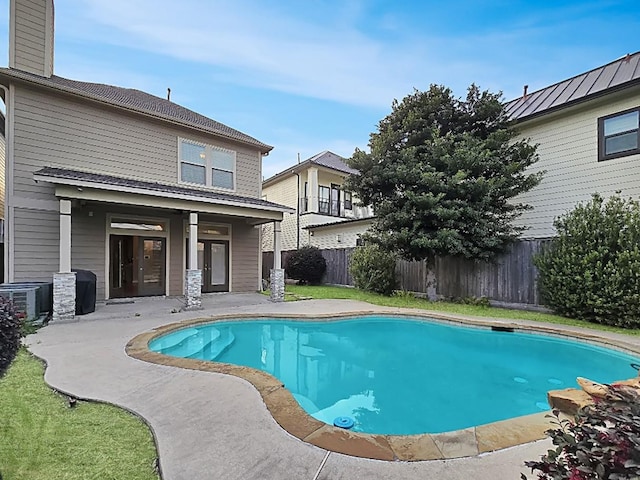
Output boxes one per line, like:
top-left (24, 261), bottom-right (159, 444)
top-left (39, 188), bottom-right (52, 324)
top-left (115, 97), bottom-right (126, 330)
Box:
top-left (9, 0), bottom-right (55, 78)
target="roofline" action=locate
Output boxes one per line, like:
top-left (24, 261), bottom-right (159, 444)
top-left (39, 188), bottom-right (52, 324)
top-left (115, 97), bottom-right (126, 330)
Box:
top-left (506, 51), bottom-right (640, 123)
top-left (262, 159), bottom-right (355, 187)
top-left (303, 216), bottom-right (375, 230)
top-left (0, 69), bottom-right (273, 153)
top-left (512, 77), bottom-right (640, 124)
top-left (33, 172), bottom-right (294, 214)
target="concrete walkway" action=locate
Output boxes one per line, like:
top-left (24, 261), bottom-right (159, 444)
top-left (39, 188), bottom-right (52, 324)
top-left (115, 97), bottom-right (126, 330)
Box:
top-left (25, 293), bottom-right (574, 480)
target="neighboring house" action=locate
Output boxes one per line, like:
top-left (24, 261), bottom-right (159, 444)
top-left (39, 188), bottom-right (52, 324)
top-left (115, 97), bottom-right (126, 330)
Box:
top-left (302, 217), bottom-right (375, 249)
top-left (506, 52), bottom-right (640, 239)
top-left (262, 150), bottom-right (373, 252)
top-left (1, 0), bottom-right (292, 320)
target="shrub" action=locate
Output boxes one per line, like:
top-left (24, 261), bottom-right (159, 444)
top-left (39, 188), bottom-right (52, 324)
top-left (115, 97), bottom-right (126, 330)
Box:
top-left (349, 244), bottom-right (397, 295)
top-left (534, 193), bottom-right (640, 328)
top-left (285, 246), bottom-right (326, 285)
top-left (0, 297), bottom-right (21, 378)
top-left (522, 385), bottom-right (640, 480)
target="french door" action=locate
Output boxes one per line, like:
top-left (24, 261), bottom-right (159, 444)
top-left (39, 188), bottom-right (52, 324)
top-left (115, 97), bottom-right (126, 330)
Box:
top-left (110, 235), bottom-right (166, 298)
top-left (193, 240), bottom-right (229, 292)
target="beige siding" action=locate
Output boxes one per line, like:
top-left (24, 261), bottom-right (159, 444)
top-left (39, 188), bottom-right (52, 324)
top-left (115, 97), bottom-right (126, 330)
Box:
top-left (262, 174), bottom-right (298, 251)
top-left (169, 213), bottom-right (184, 296)
top-left (11, 0), bottom-right (52, 77)
top-left (71, 207), bottom-right (106, 298)
top-left (231, 222), bottom-right (259, 291)
top-left (11, 86), bottom-right (262, 203)
top-left (262, 166), bottom-right (363, 252)
top-left (14, 207), bottom-right (58, 282)
top-left (514, 91), bottom-right (640, 238)
top-left (0, 132), bottom-right (5, 218)
top-left (309, 220), bottom-right (373, 249)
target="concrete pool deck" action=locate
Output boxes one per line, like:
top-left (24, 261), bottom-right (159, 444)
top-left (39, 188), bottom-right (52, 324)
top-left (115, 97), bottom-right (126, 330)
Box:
top-left (25, 293), bottom-right (640, 480)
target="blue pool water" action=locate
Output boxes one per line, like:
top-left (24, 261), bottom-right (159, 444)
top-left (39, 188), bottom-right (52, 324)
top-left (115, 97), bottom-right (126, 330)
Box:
top-left (149, 316), bottom-right (640, 435)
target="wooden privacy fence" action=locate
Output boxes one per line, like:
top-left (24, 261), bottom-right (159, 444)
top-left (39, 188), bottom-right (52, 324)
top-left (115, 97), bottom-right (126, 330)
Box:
top-left (263, 239), bottom-right (548, 306)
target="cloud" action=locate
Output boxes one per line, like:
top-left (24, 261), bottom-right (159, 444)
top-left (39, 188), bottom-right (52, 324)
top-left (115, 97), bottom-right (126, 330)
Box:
top-left (53, 0), bottom-right (639, 111)
top-left (58, 0), bottom-right (433, 108)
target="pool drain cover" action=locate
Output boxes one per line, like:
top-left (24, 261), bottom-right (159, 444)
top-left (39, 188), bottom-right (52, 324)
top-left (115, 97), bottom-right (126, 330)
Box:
top-left (333, 417), bottom-right (355, 429)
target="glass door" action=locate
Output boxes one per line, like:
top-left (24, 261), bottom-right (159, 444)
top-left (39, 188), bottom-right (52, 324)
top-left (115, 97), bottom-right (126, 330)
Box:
top-left (193, 240), bottom-right (229, 292)
top-left (330, 183), bottom-right (341, 216)
top-left (138, 238), bottom-right (166, 296)
top-left (110, 235), bottom-right (135, 298)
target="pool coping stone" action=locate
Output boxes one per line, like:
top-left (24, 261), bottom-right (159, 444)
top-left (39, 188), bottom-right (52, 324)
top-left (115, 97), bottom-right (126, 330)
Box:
top-left (126, 309), bottom-right (639, 462)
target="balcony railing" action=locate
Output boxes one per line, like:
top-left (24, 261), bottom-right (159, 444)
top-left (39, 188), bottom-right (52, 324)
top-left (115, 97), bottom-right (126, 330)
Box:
top-left (299, 197), bottom-right (373, 219)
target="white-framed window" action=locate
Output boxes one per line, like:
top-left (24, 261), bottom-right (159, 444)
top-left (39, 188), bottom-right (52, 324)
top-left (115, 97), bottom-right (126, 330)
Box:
top-left (179, 138), bottom-right (236, 190)
top-left (344, 191), bottom-right (353, 210)
top-left (598, 108), bottom-right (640, 161)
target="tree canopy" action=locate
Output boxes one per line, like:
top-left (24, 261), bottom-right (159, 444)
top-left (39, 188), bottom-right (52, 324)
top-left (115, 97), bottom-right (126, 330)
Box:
top-left (346, 84), bottom-right (542, 262)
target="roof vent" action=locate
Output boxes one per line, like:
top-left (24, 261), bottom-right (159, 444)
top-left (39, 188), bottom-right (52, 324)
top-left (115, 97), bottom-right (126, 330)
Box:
top-left (167, 87), bottom-right (171, 101)
top-left (522, 85), bottom-right (529, 100)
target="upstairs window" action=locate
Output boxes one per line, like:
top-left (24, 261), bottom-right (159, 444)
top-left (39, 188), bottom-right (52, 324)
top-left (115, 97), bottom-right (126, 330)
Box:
top-left (319, 186), bottom-right (330, 214)
top-left (179, 139), bottom-right (236, 190)
top-left (599, 108), bottom-right (640, 161)
top-left (344, 191), bottom-right (353, 210)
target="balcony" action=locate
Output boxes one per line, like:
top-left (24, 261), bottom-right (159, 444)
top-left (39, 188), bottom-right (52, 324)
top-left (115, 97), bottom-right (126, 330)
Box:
top-left (299, 197), bottom-right (373, 219)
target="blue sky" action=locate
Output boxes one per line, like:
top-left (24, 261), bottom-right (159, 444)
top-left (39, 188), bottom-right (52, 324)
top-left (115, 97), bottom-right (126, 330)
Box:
top-left (1, 0), bottom-right (639, 178)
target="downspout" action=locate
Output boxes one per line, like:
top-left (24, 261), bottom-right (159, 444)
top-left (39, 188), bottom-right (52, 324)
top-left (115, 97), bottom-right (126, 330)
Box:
top-left (294, 171), bottom-right (300, 249)
top-left (0, 84), bottom-right (12, 283)
top-left (294, 153), bottom-right (301, 250)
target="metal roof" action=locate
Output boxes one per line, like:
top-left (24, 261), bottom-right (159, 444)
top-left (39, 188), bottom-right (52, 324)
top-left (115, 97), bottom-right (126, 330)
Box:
top-left (263, 150), bottom-right (358, 187)
top-left (0, 68), bottom-right (273, 152)
top-left (505, 51), bottom-right (640, 122)
top-left (34, 167), bottom-right (293, 212)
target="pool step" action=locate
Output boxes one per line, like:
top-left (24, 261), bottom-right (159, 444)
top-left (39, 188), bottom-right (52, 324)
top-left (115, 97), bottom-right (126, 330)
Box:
top-left (149, 328), bottom-right (201, 352)
top-left (198, 329), bottom-right (235, 360)
top-left (149, 327), bottom-right (235, 360)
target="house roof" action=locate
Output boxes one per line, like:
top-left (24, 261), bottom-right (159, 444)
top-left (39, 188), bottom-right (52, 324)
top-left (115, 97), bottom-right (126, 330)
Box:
top-left (262, 150), bottom-right (358, 187)
top-left (304, 216), bottom-right (375, 231)
top-left (34, 167), bottom-right (293, 213)
top-left (0, 68), bottom-right (273, 153)
top-left (505, 51), bottom-right (640, 122)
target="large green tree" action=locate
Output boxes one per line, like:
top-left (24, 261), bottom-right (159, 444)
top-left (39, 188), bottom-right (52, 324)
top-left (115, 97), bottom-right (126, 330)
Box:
top-left (346, 84), bottom-right (542, 262)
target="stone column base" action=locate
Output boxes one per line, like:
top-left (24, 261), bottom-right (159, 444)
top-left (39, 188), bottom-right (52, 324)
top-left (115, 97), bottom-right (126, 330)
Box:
top-left (184, 269), bottom-right (202, 310)
top-left (53, 272), bottom-right (76, 322)
top-left (270, 268), bottom-right (285, 302)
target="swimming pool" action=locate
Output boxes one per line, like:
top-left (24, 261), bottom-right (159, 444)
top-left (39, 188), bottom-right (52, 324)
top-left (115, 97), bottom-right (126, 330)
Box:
top-left (148, 315), bottom-right (640, 435)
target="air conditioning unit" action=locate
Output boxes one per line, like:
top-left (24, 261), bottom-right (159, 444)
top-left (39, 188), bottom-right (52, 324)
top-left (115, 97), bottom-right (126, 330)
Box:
top-left (0, 287), bottom-right (40, 321)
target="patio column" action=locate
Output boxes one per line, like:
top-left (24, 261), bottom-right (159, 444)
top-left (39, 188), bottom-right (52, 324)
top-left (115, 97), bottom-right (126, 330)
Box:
top-left (184, 212), bottom-right (202, 310)
top-left (270, 220), bottom-right (285, 302)
top-left (52, 199), bottom-right (76, 322)
top-left (307, 167), bottom-right (319, 213)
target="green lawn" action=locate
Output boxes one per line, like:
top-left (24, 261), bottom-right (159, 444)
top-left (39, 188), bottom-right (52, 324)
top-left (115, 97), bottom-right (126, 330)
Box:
top-left (279, 284), bottom-right (640, 336)
top-left (0, 351), bottom-right (159, 480)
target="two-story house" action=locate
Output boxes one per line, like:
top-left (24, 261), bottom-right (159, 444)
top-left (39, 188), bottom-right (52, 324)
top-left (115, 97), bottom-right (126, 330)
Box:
top-left (262, 151), bottom-right (374, 252)
top-left (1, 0), bottom-right (292, 321)
top-left (507, 52), bottom-right (640, 238)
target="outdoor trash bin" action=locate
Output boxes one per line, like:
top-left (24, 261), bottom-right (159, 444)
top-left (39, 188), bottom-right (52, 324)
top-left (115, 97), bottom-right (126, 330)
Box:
top-left (73, 269), bottom-right (96, 315)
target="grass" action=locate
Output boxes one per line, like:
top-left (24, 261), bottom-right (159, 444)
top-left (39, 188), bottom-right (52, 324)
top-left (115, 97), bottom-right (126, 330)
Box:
top-left (278, 284), bottom-right (640, 336)
top-left (0, 351), bottom-right (159, 480)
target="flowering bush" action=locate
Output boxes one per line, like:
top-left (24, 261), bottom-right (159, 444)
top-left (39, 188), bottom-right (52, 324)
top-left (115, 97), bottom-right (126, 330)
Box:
top-left (522, 384), bottom-right (640, 480)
